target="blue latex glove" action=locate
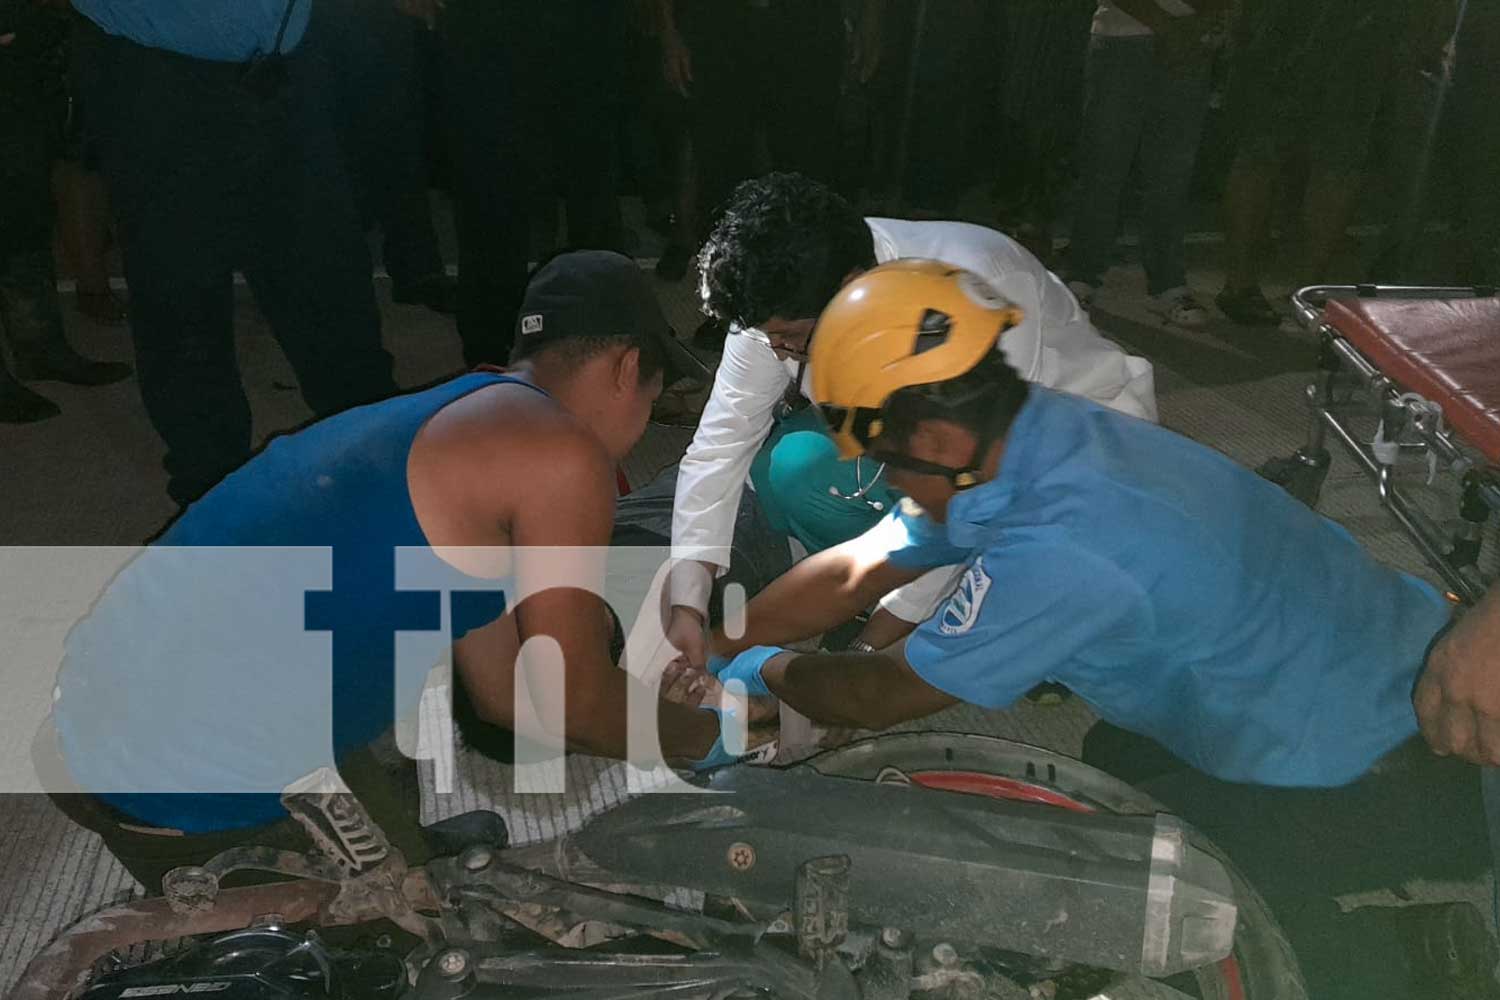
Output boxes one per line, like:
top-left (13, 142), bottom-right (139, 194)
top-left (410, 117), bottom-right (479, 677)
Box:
top-left (689, 701), bottom-right (748, 772)
top-left (705, 645), bottom-right (785, 699)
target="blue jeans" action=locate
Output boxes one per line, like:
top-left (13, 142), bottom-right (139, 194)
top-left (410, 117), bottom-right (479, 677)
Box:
top-left (1068, 34), bottom-right (1212, 294)
top-left (304, 0), bottom-right (444, 288)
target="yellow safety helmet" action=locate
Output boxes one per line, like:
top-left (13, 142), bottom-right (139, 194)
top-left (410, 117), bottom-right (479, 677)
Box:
top-left (809, 259), bottom-right (1023, 463)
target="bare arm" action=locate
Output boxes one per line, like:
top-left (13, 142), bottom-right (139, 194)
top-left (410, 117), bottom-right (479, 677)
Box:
top-left (711, 533), bottom-right (926, 657)
top-left (656, 0), bottom-right (692, 96)
top-left (1415, 589), bottom-right (1500, 767)
top-left (759, 648), bottom-right (957, 731)
top-left (854, 606), bottom-right (919, 651)
top-left (854, 0), bottom-right (886, 83)
top-left (455, 430), bottom-right (716, 763)
top-left (653, 0), bottom-right (675, 32)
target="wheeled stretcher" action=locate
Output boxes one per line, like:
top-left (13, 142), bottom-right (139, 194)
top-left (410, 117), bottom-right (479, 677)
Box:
top-left (1261, 285), bottom-right (1500, 605)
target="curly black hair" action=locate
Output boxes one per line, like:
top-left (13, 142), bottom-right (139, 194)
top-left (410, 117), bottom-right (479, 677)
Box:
top-left (696, 173), bottom-right (877, 328)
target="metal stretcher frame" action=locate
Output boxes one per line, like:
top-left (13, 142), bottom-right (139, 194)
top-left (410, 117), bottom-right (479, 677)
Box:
top-left (1266, 284), bottom-right (1500, 606)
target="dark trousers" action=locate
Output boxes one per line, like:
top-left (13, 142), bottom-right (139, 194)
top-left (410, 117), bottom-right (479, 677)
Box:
top-left (84, 31), bottom-right (396, 506)
top-left (900, 0), bottom-right (989, 211)
top-left (678, 0), bottom-right (845, 225)
top-left (436, 0), bottom-right (624, 366)
top-left (304, 0), bottom-right (444, 288)
top-left (0, 104), bottom-right (65, 389)
top-left (0, 249), bottom-right (71, 392)
top-left (1083, 722), bottom-right (1490, 1000)
top-left (1069, 35), bottom-right (1212, 293)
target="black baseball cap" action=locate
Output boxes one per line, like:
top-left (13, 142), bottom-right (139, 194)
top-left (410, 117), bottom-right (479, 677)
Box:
top-left (515, 250), bottom-right (708, 383)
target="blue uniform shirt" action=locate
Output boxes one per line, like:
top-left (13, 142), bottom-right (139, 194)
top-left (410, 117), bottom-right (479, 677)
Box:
top-left (72, 0), bottom-right (310, 62)
top-left (890, 388), bottom-right (1452, 787)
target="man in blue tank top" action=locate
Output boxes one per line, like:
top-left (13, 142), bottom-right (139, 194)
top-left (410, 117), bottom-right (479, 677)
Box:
top-left (46, 251), bottom-right (736, 892)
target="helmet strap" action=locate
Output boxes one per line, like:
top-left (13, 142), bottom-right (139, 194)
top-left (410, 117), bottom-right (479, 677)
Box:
top-left (870, 382), bottom-right (1011, 490)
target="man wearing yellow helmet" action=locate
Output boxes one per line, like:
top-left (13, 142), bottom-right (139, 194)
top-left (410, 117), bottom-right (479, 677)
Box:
top-left (690, 259), bottom-right (1499, 1000)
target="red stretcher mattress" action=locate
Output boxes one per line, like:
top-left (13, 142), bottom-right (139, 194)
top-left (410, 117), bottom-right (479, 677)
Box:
top-left (1323, 297), bottom-right (1500, 464)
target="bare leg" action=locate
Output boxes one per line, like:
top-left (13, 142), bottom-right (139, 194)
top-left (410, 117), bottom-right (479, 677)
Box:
top-left (1222, 149), bottom-right (1275, 293)
top-left (51, 161), bottom-right (126, 323)
top-left (1214, 146), bottom-right (1284, 326)
top-left (1301, 167), bottom-right (1361, 282)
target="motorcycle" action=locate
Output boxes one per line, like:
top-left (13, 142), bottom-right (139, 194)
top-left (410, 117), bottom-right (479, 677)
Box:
top-left (7, 733), bottom-right (1306, 1000)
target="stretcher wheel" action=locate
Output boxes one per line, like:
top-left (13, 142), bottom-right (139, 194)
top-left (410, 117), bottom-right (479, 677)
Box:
top-left (810, 732), bottom-right (1309, 1000)
top-left (1256, 450), bottom-right (1331, 509)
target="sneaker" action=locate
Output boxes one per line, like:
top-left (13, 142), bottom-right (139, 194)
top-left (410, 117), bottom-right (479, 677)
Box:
top-left (1147, 287), bottom-right (1211, 328)
top-left (1214, 286), bottom-right (1281, 326)
top-left (1066, 279), bottom-right (1098, 309)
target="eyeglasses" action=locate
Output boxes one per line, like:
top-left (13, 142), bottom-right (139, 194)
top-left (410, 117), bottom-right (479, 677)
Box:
top-left (735, 322), bottom-right (813, 361)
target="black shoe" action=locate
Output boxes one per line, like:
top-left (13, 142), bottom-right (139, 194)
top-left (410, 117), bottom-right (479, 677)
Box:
top-left (15, 348), bottom-right (133, 386)
top-left (655, 242), bottom-right (693, 282)
top-left (392, 274), bottom-right (458, 315)
top-left (0, 382), bottom-right (62, 423)
top-left (1214, 286), bottom-right (1281, 327)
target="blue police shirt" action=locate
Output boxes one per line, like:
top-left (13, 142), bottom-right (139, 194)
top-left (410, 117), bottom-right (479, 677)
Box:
top-left (72, 0), bottom-right (310, 62)
top-left (887, 387), bottom-right (1453, 787)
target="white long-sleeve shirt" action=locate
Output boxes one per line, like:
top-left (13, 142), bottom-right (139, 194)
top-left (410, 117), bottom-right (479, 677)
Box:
top-left (670, 218), bottom-right (1158, 622)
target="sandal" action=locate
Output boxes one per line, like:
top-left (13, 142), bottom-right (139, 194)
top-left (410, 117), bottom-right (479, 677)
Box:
top-left (1214, 286), bottom-right (1281, 327)
top-left (1148, 287), bottom-right (1211, 328)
